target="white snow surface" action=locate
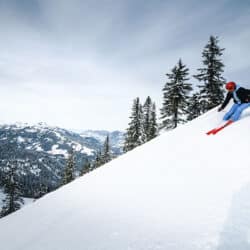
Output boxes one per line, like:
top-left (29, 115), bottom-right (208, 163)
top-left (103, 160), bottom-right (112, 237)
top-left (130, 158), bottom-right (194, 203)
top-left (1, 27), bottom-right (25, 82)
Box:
top-left (1, 105), bottom-right (250, 250)
top-left (48, 144), bottom-right (68, 157)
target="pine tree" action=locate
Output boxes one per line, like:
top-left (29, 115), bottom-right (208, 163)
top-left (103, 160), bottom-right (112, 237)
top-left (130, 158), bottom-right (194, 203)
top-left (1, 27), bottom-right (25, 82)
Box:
top-left (62, 149), bottom-right (75, 185)
top-left (0, 161), bottom-right (24, 218)
top-left (143, 96), bottom-right (152, 142)
top-left (194, 35), bottom-right (226, 112)
top-left (160, 59), bottom-right (193, 130)
top-left (187, 92), bottom-right (202, 121)
top-left (93, 150), bottom-right (102, 169)
top-left (123, 97), bottom-right (144, 152)
top-left (102, 135), bottom-right (112, 164)
top-left (148, 102), bottom-right (158, 140)
top-left (35, 183), bottom-right (49, 199)
top-left (143, 97), bottom-right (158, 141)
top-left (80, 159), bottom-right (92, 176)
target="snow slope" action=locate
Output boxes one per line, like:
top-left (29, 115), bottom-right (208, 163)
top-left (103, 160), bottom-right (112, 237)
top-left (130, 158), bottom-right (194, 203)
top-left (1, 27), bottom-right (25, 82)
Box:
top-left (0, 104), bottom-right (250, 250)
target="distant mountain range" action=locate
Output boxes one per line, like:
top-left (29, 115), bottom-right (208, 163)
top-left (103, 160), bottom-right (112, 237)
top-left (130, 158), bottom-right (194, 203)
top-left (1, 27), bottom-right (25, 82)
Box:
top-left (0, 122), bottom-right (124, 197)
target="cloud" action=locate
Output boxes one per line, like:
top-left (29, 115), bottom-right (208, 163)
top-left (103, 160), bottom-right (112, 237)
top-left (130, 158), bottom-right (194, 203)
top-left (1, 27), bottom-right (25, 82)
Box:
top-left (0, 0), bottom-right (250, 129)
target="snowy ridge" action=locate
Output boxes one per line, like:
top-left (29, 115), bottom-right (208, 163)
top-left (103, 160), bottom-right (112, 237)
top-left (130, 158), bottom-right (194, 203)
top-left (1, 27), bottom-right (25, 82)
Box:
top-left (0, 122), bottom-right (96, 156)
top-left (0, 105), bottom-right (250, 250)
top-left (78, 129), bottom-right (125, 154)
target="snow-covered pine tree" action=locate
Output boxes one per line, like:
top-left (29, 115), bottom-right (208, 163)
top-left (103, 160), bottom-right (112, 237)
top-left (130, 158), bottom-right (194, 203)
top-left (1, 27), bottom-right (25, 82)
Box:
top-left (62, 149), bottom-right (75, 185)
top-left (194, 36), bottom-right (226, 112)
top-left (143, 96), bottom-right (152, 142)
top-left (160, 59), bottom-right (193, 130)
top-left (149, 102), bottom-right (158, 140)
top-left (0, 161), bottom-right (24, 218)
top-left (101, 135), bottom-right (112, 164)
top-left (187, 92), bottom-right (202, 121)
top-left (123, 97), bottom-right (144, 152)
top-left (143, 97), bottom-right (158, 142)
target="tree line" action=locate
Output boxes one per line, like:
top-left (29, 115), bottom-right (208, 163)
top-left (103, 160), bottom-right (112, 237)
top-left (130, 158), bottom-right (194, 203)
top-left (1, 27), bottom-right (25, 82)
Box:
top-left (123, 35), bottom-right (225, 152)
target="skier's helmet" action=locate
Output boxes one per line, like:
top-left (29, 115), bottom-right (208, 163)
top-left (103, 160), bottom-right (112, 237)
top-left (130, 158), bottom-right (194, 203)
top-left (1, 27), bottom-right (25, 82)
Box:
top-left (226, 81), bottom-right (236, 91)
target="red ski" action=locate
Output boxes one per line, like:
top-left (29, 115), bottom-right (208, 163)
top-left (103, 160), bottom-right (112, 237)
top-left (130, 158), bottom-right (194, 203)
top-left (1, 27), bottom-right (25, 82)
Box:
top-left (206, 120), bottom-right (233, 135)
top-left (206, 128), bottom-right (218, 135)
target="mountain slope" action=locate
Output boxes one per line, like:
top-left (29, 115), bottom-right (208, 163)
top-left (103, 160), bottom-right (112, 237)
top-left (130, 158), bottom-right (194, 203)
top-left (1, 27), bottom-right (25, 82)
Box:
top-left (0, 123), bottom-right (124, 197)
top-left (79, 130), bottom-right (124, 155)
top-left (0, 105), bottom-right (250, 250)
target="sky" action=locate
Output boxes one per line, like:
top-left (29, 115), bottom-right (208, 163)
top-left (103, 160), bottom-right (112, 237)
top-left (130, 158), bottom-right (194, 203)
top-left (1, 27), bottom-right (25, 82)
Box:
top-left (0, 0), bottom-right (250, 131)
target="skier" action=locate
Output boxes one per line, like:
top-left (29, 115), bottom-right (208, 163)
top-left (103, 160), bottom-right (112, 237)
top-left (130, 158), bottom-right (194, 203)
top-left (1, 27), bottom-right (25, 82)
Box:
top-left (218, 81), bottom-right (250, 122)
